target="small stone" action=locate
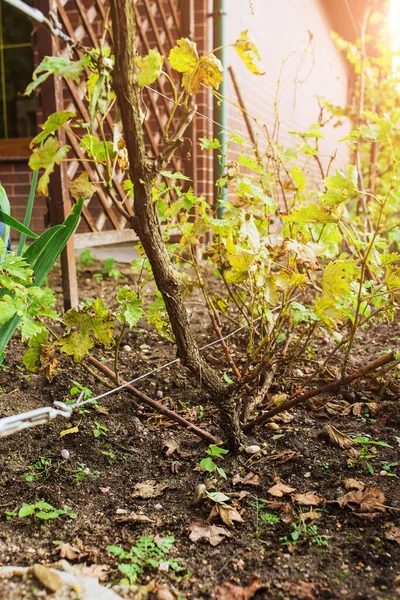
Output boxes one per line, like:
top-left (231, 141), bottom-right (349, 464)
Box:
top-left (154, 503), bottom-right (163, 510)
top-left (192, 483), bottom-right (207, 506)
top-left (245, 445), bottom-right (261, 455)
top-left (82, 467), bottom-right (90, 475)
top-left (293, 368), bottom-right (304, 377)
top-left (304, 472), bottom-right (311, 478)
top-left (31, 564), bottom-right (62, 593)
top-left (116, 508), bottom-right (128, 515)
top-left (156, 588), bottom-right (174, 600)
top-left (60, 449), bottom-right (70, 460)
top-left (156, 390), bottom-right (163, 399)
top-left (122, 344), bottom-right (131, 352)
top-left (322, 337), bottom-right (330, 345)
top-left (380, 470), bottom-right (388, 476)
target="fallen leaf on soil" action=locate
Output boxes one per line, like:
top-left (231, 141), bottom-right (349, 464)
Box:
top-left (116, 512), bottom-right (155, 524)
top-left (255, 500), bottom-right (296, 523)
top-left (269, 449), bottom-right (297, 464)
top-left (208, 502), bottom-right (244, 527)
top-left (280, 580), bottom-right (316, 599)
top-left (302, 510), bottom-right (323, 522)
top-left (232, 472), bottom-right (260, 486)
top-left (271, 410), bottom-right (293, 423)
top-left (385, 524), bottom-right (400, 544)
top-left (99, 487), bottom-right (110, 494)
top-left (80, 564), bottom-right (109, 579)
top-left (343, 478), bottom-right (365, 491)
top-left (324, 424), bottom-right (354, 448)
top-left (95, 405), bottom-right (109, 415)
top-left (215, 576), bottom-right (268, 599)
top-left (336, 486), bottom-right (386, 513)
top-left (293, 492), bottom-right (324, 506)
top-left (59, 426), bottom-right (79, 437)
top-left (162, 439), bottom-right (179, 456)
top-left (31, 564), bottom-right (62, 593)
top-left (268, 479), bottom-right (296, 497)
top-left (55, 541), bottom-right (87, 560)
top-left (189, 521), bottom-right (232, 546)
top-left (131, 480), bottom-right (167, 499)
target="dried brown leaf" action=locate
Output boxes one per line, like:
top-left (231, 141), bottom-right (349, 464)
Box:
top-left (324, 424), bottom-right (354, 449)
top-left (292, 492), bottom-right (324, 506)
top-left (268, 479), bottom-right (296, 497)
top-left (232, 472), bottom-right (260, 486)
top-left (216, 576), bottom-right (267, 599)
top-left (79, 564), bottom-right (109, 579)
top-left (385, 524), bottom-right (400, 544)
top-left (131, 480), bottom-right (167, 499)
top-left (116, 512), bottom-right (155, 524)
top-left (55, 542), bottom-right (83, 560)
top-left (162, 439), bottom-right (179, 456)
top-left (208, 502), bottom-right (244, 527)
top-left (189, 520), bottom-right (232, 546)
top-left (343, 478), bottom-right (365, 491)
top-left (336, 486), bottom-right (385, 513)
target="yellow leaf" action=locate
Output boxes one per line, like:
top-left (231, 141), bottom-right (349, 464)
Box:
top-left (385, 265), bottom-right (400, 291)
top-left (69, 172), bottom-right (96, 201)
top-left (314, 295), bottom-right (344, 329)
top-left (60, 426), bottom-right (79, 437)
top-left (182, 54), bottom-right (223, 94)
top-left (168, 38), bottom-right (199, 73)
top-left (234, 30), bottom-right (265, 76)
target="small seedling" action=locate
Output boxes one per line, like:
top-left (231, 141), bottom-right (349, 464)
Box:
top-left (281, 517), bottom-right (330, 548)
top-left (78, 249), bottom-right (94, 268)
top-left (251, 496), bottom-right (280, 537)
top-left (348, 435), bottom-right (392, 475)
top-left (381, 461), bottom-right (398, 476)
top-left (21, 457), bottom-right (57, 482)
top-left (261, 512), bottom-right (281, 525)
top-left (18, 501), bottom-right (77, 522)
top-left (200, 445), bottom-right (229, 479)
top-left (72, 464), bottom-right (98, 484)
top-left (101, 258), bottom-right (126, 280)
top-left (93, 422), bottom-right (109, 438)
top-left (69, 381), bottom-right (93, 402)
top-left (108, 535), bottom-right (185, 585)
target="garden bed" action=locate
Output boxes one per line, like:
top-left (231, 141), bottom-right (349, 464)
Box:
top-left (0, 261), bottom-right (399, 600)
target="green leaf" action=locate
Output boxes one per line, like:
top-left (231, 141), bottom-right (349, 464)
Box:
top-left (18, 504), bottom-right (35, 518)
top-left (0, 185), bottom-right (10, 256)
top-left (57, 298), bottom-right (114, 362)
top-left (234, 30), bottom-right (265, 75)
top-left (22, 330), bottom-right (48, 373)
top-left (31, 111), bottom-right (76, 146)
top-left (160, 170), bottom-right (191, 181)
top-left (0, 210), bottom-right (39, 240)
top-left (200, 457), bottom-right (216, 472)
top-left (199, 137), bottom-right (221, 150)
top-left (80, 134), bottom-right (116, 163)
top-left (136, 50), bottom-right (163, 86)
top-left (25, 56), bottom-right (88, 96)
top-left (290, 165), bottom-right (307, 192)
top-left (17, 171), bottom-right (39, 256)
top-left (207, 445), bottom-right (229, 457)
top-left (115, 287), bottom-right (144, 328)
top-left (29, 137), bottom-right (70, 196)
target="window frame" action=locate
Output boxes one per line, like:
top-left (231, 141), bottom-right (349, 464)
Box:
top-left (0, 1), bottom-right (35, 158)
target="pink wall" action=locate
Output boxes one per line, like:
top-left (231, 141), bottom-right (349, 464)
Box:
top-left (224, 0), bottom-right (350, 179)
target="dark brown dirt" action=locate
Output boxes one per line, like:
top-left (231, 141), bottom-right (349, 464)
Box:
top-left (0, 261), bottom-right (399, 600)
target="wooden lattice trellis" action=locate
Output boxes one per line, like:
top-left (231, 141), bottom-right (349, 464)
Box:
top-left (35, 0), bottom-right (195, 308)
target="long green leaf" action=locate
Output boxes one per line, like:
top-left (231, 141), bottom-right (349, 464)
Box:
top-left (17, 171), bottom-right (39, 256)
top-left (31, 198), bottom-right (83, 286)
top-left (0, 185), bottom-right (10, 259)
top-left (24, 224), bottom-right (64, 266)
top-left (0, 210), bottom-right (39, 240)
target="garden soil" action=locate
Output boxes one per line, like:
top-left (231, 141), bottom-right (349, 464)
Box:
top-left (0, 262), bottom-right (399, 600)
